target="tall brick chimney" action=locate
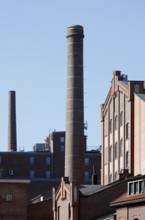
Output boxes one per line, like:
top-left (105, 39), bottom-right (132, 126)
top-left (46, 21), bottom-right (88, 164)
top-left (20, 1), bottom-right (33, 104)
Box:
top-left (8, 91), bottom-right (17, 151)
top-left (65, 25), bottom-right (85, 184)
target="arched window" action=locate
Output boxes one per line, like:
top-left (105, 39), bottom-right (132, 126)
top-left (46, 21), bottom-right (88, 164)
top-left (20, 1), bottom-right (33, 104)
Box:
top-left (126, 151), bottom-right (129, 168)
top-left (119, 111), bottom-right (123, 126)
top-left (126, 123), bottom-right (129, 139)
top-left (109, 145), bottom-right (113, 161)
top-left (114, 142), bottom-right (118, 159)
top-left (68, 203), bottom-right (71, 219)
top-left (114, 115), bottom-right (118, 130)
top-left (119, 139), bottom-right (123, 156)
top-left (109, 119), bottom-right (112, 133)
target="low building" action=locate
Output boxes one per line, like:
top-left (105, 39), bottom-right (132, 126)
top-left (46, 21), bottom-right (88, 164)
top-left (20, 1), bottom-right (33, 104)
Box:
top-left (53, 171), bottom-right (129, 220)
top-left (0, 130), bottom-right (100, 206)
top-left (53, 173), bottom-right (145, 220)
top-left (111, 175), bottom-right (145, 220)
top-left (27, 195), bottom-right (53, 220)
top-left (0, 179), bottom-right (30, 220)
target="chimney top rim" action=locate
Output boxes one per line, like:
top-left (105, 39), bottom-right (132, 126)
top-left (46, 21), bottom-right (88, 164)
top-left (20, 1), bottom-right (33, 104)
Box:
top-left (67, 25), bottom-right (83, 30)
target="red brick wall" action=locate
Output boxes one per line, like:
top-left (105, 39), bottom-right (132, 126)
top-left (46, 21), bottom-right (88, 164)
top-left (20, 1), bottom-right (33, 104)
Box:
top-left (0, 182), bottom-right (28, 220)
top-left (129, 204), bottom-right (145, 220)
top-left (27, 199), bottom-right (53, 220)
top-left (116, 207), bottom-right (127, 220)
top-left (116, 204), bottom-right (145, 220)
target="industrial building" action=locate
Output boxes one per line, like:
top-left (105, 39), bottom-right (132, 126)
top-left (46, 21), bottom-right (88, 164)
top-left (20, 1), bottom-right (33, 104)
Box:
top-left (101, 72), bottom-right (145, 184)
top-left (53, 25), bottom-right (145, 220)
top-left (1, 23), bottom-right (145, 219)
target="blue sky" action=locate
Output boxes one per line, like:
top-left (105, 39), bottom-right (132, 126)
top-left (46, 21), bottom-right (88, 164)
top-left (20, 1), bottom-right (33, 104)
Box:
top-left (0, 1), bottom-right (145, 151)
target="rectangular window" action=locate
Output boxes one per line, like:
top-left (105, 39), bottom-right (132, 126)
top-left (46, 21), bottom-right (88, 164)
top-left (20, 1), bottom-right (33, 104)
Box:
top-left (5, 194), bottom-right (13, 202)
top-left (68, 204), bottom-right (71, 219)
top-left (139, 180), bottom-right (144, 193)
top-left (134, 181), bottom-right (139, 194)
top-left (30, 157), bottom-right (34, 165)
top-left (85, 171), bottom-right (89, 179)
top-left (60, 137), bottom-right (64, 142)
top-left (60, 145), bottom-right (64, 151)
top-left (85, 158), bottom-right (89, 166)
top-left (109, 119), bottom-right (112, 133)
top-left (9, 169), bottom-right (14, 176)
top-left (114, 115), bottom-right (118, 130)
top-left (46, 171), bottom-right (50, 179)
top-left (126, 123), bottom-right (129, 139)
top-left (46, 157), bottom-right (51, 165)
top-left (58, 206), bottom-right (60, 220)
top-left (126, 151), bottom-right (129, 168)
top-left (109, 146), bottom-right (112, 161)
top-left (119, 111), bottom-right (123, 126)
top-left (30, 170), bottom-right (34, 178)
top-left (128, 182), bottom-right (134, 195)
top-left (114, 143), bottom-right (118, 159)
top-left (119, 139), bottom-right (123, 156)
top-left (128, 180), bottom-right (144, 195)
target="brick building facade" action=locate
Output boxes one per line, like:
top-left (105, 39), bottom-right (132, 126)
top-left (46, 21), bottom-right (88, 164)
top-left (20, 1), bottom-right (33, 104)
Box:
top-left (0, 179), bottom-right (29, 220)
top-left (134, 93), bottom-right (145, 176)
top-left (0, 130), bottom-right (101, 209)
top-left (101, 71), bottom-right (145, 184)
top-left (0, 131), bottom-right (100, 185)
top-left (111, 175), bottom-right (145, 220)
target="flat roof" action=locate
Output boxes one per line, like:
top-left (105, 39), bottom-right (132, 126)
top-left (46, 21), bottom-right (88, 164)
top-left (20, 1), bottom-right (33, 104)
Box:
top-left (0, 179), bottom-right (30, 183)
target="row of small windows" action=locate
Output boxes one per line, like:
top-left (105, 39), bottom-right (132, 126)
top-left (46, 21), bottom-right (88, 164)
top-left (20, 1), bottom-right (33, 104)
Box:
top-left (0, 156), bottom-right (90, 166)
top-left (109, 144), bottom-right (129, 168)
top-left (29, 157), bottom-right (51, 165)
top-left (128, 179), bottom-right (144, 195)
top-left (30, 170), bottom-right (51, 179)
top-left (0, 157), bottom-right (51, 165)
top-left (0, 169), bottom-right (51, 179)
top-left (109, 140), bottom-right (123, 161)
top-left (109, 112), bottom-right (123, 133)
top-left (114, 112), bottom-right (123, 129)
top-left (109, 112), bottom-right (129, 138)
top-left (109, 171), bottom-right (125, 183)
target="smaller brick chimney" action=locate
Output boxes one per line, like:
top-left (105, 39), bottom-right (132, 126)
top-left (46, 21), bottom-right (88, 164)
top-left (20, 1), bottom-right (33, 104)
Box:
top-left (8, 91), bottom-right (17, 151)
top-left (119, 169), bottom-right (132, 180)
